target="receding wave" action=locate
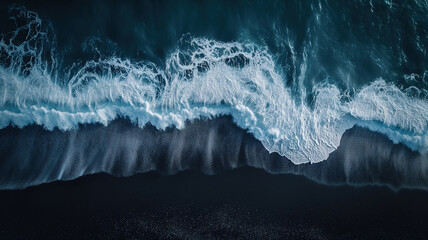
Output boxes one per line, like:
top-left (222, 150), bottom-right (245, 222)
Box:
top-left (0, 117), bottom-right (427, 190)
top-left (0, 8), bottom-right (427, 165)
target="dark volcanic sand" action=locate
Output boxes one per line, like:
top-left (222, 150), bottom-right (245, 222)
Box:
top-left (1, 167), bottom-right (428, 240)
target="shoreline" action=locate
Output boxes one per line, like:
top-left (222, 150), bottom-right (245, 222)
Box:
top-left (0, 116), bottom-right (425, 190)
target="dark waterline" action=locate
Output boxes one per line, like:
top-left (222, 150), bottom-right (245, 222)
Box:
top-left (0, 116), bottom-right (426, 190)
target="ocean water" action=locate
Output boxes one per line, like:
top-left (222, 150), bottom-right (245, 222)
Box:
top-left (0, 0), bottom-right (427, 189)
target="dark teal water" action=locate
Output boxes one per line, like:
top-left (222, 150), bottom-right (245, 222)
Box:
top-left (2, 0), bottom-right (427, 91)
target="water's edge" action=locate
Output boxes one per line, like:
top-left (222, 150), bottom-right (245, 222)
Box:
top-left (1, 115), bottom-right (426, 190)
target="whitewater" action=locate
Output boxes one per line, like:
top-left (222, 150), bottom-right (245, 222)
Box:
top-left (0, 9), bottom-right (427, 165)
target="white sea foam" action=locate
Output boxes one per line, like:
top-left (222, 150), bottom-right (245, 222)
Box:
top-left (0, 11), bottom-right (427, 164)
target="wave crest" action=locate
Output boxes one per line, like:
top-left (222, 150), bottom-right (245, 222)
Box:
top-left (0, 8), bottom-right (427, 164)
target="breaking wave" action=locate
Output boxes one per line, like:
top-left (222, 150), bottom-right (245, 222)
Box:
top-left (0, 8), bottom-right (427, 165)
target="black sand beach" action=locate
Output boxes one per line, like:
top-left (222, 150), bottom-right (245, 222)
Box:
top-left (1, 167), bottom-right (428, 239)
